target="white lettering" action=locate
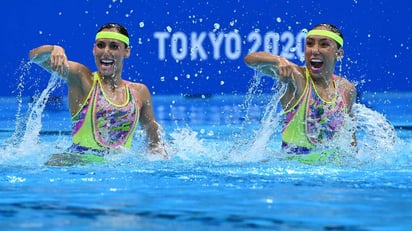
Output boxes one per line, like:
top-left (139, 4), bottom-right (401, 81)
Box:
top-left (295, 31), bottom-right (306, 61)
top-left (224, 32), bottom-right (241, 60)
top-left (208, 32), bottom-right (225, 59)
top-left (171, 32), bottom-right (187, 60)
top-left (190, 32), bottom-right (207, 60)
top-left (154, 30), bottom-right (305, 61)
top-left (263, 32), bottom-right (280, 55)
top-left (280, 31), bottom-right (294, 59)
top-left (153, 32), bottom-right (170, 60)
top-left (246, 31), bottom-right (262, 53)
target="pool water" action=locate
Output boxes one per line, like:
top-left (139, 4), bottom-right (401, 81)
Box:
top-left (0, 78), bottom-right (411, 230)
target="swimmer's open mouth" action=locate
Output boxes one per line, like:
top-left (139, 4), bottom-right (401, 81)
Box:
top-left (310, 59), bottom-right (323, 70)
top-left (101, 59), bottom-right (114, 66)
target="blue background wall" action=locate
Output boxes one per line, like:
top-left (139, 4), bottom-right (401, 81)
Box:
top-left (3, 0), bottom-right (411, 97)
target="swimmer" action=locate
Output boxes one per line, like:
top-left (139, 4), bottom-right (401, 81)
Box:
top-left (29, 23), bottom-right (168, 165)
top-left (244, 23), bottom-right (357, 160)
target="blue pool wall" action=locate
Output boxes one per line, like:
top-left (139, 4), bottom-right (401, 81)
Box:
top-left (2, 0), bottom-right (411, 97)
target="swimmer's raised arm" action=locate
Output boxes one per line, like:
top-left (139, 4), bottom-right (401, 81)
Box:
top-left (244, 51), bottom-right (304, 84)
top-left (29, 45), bottom-right (93, 115)
top-left (29, 45), bottom-right (90, 82)
top-left (29, 45), bottom-right (70, 77)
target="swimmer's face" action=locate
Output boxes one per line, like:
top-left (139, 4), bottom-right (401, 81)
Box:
top-left (305, 28), bottom-right (342, 77)
top-left (93, 29), bottom-right (130, 77)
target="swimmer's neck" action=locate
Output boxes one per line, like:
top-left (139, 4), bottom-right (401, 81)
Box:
top-left (99, 73), bottom-right (124, 91)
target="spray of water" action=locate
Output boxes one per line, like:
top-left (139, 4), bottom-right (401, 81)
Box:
top-left (7, 61), bottom-right (32, 144)
top-left (0, 63), bottom-right (404, 168)
top-left (352, 103), bottom-right (399, 165)
top-left (1, 69), bottom-right (62, 164)
top-left (234, 84), bottom-right (286, 162)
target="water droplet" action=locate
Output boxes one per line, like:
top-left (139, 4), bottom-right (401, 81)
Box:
top-left (213, 23), bottom-right (220, 32)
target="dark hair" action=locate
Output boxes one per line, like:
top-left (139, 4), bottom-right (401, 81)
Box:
top-left (97, 23), bottom-right (129, 47)
top-left (312, 23), bottom-right (344, 48)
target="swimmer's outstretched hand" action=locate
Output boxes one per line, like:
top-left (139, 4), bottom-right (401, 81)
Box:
top-left (49, 45), bottom-right (69, 76)
top-left (244, 51), bottom-right (301, 82)
top-left (29, 45), bottom-right (70, 77)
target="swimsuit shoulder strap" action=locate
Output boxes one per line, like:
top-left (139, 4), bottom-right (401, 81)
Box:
top-left (282, 68), bottom-right (310, 114)
top-left (123, 80), bottom-right (143, 109)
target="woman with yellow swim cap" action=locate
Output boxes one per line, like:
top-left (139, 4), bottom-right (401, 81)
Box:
top-left (29, 23), bottom-right (168, 165)
top-left (244, 23), bottom-right (357, 161)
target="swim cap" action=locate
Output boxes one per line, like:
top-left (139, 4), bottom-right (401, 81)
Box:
top-left (95, 31), bottom-right (129, 46)
top-left (307, 29), bottom-right (343, 47)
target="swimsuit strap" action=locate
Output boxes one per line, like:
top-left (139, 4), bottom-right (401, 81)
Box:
top-left (281, 68), bottom-right (313, 149)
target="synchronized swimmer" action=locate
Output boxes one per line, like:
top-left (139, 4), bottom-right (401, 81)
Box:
top-left (244, 23), bottom-right (357, 163)
top-left (29, 23), bottom-right (168, 165)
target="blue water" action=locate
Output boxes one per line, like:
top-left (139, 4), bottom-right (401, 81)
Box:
top-left (0, 76), bottom-right (411, 230)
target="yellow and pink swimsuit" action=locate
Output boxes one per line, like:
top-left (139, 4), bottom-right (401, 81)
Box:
top-left (282, 69), bottom-right (347, 155)
top-left (69, 72), bottom-right (141, 153)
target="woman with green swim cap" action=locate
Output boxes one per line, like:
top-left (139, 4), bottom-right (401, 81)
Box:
top-left (244, 23), bottom-right (357, 161)
top-left (29, 23), bottom-right (168, 165)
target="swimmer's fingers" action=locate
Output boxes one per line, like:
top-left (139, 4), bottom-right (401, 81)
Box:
top-left (50, 46), bottom-right (69, 75)
top-left (277, 66), bottom-right (294, 78)
top-left (277, 65), bottom-right (302, 82)
top-left (271, 57), bottom-right (294, 78)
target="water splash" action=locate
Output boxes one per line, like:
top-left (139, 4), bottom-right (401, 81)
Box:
top-left (228, 71), bottom-right (283, 162)
top-left (0, 64), bottom-right (405, 169)
top-left (1, 70), bottom-right (62, 165)
top-left (8, 61), bottom-right (32, 144)
top-left (21, 73), bottom-right (62, 146)
top-left (235, 84), bottom-right (285, 162)
top-left (241, 69), bottom-right (265, 120)
top-left (352, 103), bottom-right (399, 165)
